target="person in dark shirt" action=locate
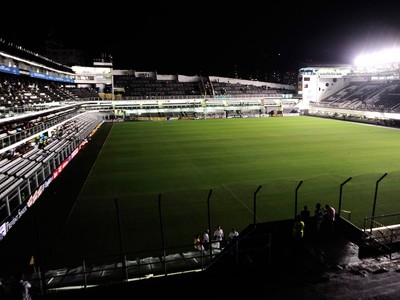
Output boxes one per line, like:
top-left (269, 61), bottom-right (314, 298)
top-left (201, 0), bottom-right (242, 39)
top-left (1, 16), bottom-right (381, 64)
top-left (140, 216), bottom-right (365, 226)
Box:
top-left (300, 205), bottom-right (311, 221)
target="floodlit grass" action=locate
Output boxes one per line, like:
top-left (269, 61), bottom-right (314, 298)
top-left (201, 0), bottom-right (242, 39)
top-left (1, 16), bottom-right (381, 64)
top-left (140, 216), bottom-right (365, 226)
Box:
top-left (52, 116), bottom-right (400, 260)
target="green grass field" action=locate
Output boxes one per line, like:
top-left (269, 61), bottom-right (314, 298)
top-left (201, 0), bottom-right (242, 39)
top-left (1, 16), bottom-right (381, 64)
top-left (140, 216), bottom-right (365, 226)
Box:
top-left (50, 116), bottom-right (400, 261)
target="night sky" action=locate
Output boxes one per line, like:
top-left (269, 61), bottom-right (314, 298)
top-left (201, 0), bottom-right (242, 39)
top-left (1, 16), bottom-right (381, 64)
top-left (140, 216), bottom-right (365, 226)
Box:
top-left (2, 2), bottom-right (400, 77)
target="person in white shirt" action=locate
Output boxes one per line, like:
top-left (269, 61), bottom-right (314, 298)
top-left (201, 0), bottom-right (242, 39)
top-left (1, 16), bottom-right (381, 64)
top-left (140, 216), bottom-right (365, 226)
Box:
top-left (213, 225), bottom-right (225, 249)
top-left (229, 228), bottom-right (239, 240)
top-left (202, 229), bottom-right (210, 250)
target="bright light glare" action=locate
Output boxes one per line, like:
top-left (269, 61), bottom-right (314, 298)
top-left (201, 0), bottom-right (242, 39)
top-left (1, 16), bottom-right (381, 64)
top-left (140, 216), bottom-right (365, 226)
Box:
top-left (354, 48), bottom-right (400, 66)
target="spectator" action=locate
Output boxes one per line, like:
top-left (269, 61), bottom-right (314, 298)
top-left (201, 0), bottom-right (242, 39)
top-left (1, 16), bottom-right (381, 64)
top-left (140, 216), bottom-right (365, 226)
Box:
top-left (227, 227), bottom-right (239, 246)
top-left (8, 273), bottom-right (32, 300)
top-left (324, 204), bottom-right (336, 234)
top-left (300, 205), bottom-right (311, 237)
top-left (202, 229), bottom-right (210, 250)
top-left (213, 225), bottom-right (225, 249)
top-left (0, 278), bottom-right (5, 299)
top-left (194, 233), bottom-right (204, 252)
top-left (19, 273), bottom-right (32, 300)
top-left (300, 205), bottom-right (310, 222)
top-left (228, 228), bottom-right (239, 240)
top-left (292, 215), bottom-right (305, 257)
top-left (314, 203), bottom-right (324, 236)
top-left (293, 215), bottom-right (305, 239)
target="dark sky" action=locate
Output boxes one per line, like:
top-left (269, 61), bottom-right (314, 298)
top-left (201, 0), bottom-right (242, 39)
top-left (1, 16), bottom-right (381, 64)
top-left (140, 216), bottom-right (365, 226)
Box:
top-left (2, 2), bottom-right (400, 77)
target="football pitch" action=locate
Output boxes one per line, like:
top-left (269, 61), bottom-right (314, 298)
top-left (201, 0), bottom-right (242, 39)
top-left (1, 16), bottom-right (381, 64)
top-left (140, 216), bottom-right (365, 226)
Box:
top-left (50, 116), bottom-right (400, 262)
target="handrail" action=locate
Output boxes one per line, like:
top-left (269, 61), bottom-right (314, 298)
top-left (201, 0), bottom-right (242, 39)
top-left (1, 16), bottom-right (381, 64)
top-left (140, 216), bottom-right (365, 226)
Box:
top-left (340, 209), bottom-right (351, 221)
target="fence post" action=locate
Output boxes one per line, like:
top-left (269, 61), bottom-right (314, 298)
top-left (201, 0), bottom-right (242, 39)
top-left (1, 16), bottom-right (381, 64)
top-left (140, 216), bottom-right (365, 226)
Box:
top-left (207, 189), bottom-right (213, 261)
top-left (114, 198), bottom-right (128, 281)
top-left (253, 185), bottom-right (262, 227)
top-left (338, 177), bottom-right (352, 217)
top-left (371, 173), bottom-right (388, 231)
top-left (158, 193), bottom-right (166, 275)
top-left (295, 181), bottom-right (303, 219)
top-left (83, 259), bottom-right (87, 288)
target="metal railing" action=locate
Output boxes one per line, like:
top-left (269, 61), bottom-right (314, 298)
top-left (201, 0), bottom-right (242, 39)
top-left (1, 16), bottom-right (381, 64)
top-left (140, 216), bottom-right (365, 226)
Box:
top-left (26, 229), bottom-right (272, 297)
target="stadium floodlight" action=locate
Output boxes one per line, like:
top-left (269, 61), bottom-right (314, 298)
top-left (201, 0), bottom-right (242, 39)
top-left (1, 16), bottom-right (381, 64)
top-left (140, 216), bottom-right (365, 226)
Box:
top-left (354, 48), bottom-right (400, 66)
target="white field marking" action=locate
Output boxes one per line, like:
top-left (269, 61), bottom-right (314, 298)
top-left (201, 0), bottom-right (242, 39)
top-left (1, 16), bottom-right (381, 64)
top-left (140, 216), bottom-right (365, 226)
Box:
top-left (222, 183), bottom-right (263, 223)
